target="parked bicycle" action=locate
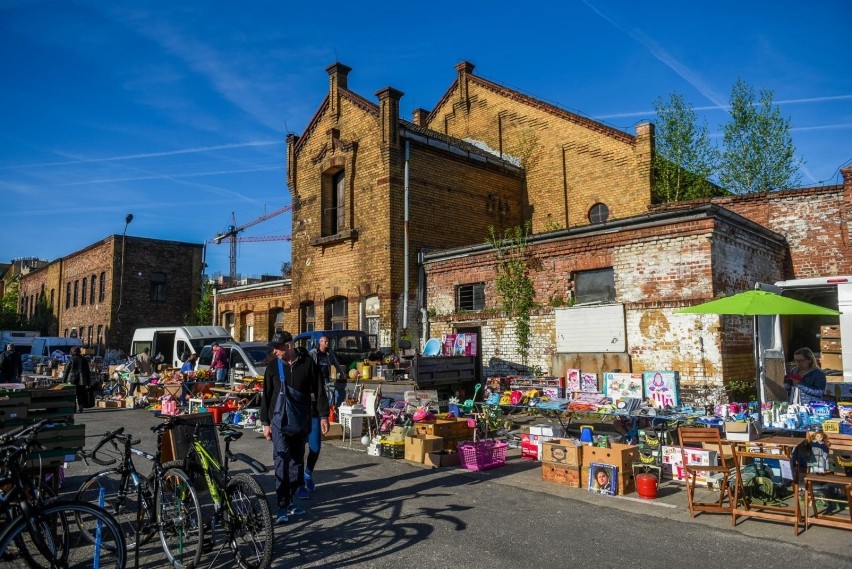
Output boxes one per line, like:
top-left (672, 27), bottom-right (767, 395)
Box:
top-left (75, 421), bottom-right (203, 568)
top-left (163, 416), bottom-right (273, 569)
top-left (0, 419), bottom-right (127, 568)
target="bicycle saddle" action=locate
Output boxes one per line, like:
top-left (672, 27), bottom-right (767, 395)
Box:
top-left (220, 428), bottom-right (243, 441)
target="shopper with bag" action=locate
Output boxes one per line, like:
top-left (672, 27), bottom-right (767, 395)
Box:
top-left (260, 331), bottom-right (329, 524)
top-left (783, 347), bottom-right (827, 405)
top-left (63, 345), bottom-right (93, 412)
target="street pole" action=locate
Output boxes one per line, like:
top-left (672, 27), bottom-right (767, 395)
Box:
top-left (116, 213), bottom-right (133, 353)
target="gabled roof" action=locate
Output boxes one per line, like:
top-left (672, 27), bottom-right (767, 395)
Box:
top-left (429, 69), bottom-right (635, 145)
top-left (294, 90), bottom-right (380, 154)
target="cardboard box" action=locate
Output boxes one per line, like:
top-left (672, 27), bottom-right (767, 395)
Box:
top-left (724, 421), bottom-right (762, 441)
top-left (820, 338), bottom-right (842, 352)
top-left (404, 435), bottom-right (443, 463)
top-left (424, 450), bottom-right (460, 468)
top-left (541, 438), bottom-right (583, 467)
top-left (542, 463), bottom-right (582, 488)
top-left (820, 352), bottom-right (843, 371)
top-left (820, 324), bottom-right (841, 339)
top-left (322, 422), bottom-right (344, 440)
top-left (584, 443), bottom-right (640, 471)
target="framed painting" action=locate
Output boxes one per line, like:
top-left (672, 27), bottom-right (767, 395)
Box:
top-left (588, 462), bottom-right (618, 496)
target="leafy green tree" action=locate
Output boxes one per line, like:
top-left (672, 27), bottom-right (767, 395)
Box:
top-left (652, 92), bottom-right (720, 202)
top-left (26, 294), bottom-right (57, 336)
top-left (191, 282), bottom-right (214, 325)
top-left (0, 278), bottom-right (21, 329)
top-left (719, 79), bottom-right (801, 194)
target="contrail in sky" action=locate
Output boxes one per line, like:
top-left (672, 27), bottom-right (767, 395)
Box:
top-left (0, 140), bottom-right (281, 170)
top-left (595, 95), bottom-right (852, 120)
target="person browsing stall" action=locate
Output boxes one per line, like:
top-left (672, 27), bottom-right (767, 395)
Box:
top-left (298, 335), bottom-right (347, 498)
top-left (0, 343), bottom-right (23, 382)
top-left (783, 347), bottom-right (827, 404)
top-left (63, 345), bottom-right (92, 413)
top-left (136, 347), bottom-right (153, 375)
top-left (179, 353), bottom-right (199, 406)
top-left (260, 331), bottom-right (329, 524)
top-left (210, 342), bottom-right (228, 383)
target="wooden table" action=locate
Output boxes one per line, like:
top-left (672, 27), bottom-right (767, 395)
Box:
top-left (210, 387), bottom-right (261, 408)
top-left (729, 435), bottom-right (805, 536)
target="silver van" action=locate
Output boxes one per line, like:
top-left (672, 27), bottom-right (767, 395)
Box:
top-left (30, 336), bottom-right (83, 358)
top-left (196, 342), bottom-right (270, 383)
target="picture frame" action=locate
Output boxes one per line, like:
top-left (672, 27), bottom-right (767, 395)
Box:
top-left (588, 462), bottom-right (618, 496)
top-left (642, 370), bottom-right (680, 408)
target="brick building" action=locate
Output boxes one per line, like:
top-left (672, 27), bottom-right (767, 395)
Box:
top-left (214, 279), bottom-right (292, 342)
top-left (18, 236), bottom-right (203, 352)
top-left (424, 168), bottom-right (852, 391)
top-left (276, 61), bottom-right (654, 348)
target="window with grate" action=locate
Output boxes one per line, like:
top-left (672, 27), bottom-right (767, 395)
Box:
top-left (81, 277), bottom-right (87, 305)
top-left (90, 275), bottom-right (96, 304)
top-left (73, 281), bottom-right (79, 307)
top-left (66, 283), bottom-right (71, 309)
top-left (99, 271), bottom-right (106, 302)
top-left (325, 297), bottom-right (348, 330)
top-left (300, 302), bottom-right (315, 332)
top-left (455, 283), bottom-right (485, 311)
top-left (574, 268), bottom-right (615, 304)
top-left (150, 272), bottom-right (167, 303)
top-left (588, 203), bottom-right (609, 224)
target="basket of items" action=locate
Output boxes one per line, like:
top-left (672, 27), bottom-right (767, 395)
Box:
top-left (458, 440), bottom-right (509, 471)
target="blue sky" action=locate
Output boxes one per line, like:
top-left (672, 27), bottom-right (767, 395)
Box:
top-left (2, 1), bottom-right (850, 279)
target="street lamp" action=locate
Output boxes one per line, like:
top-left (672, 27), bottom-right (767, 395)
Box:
top-left (116, 213), bottom-right (134, 351)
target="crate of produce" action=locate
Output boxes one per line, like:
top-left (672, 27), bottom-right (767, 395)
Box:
top-left (380, 440), bottom-right (405, 459)
top-left (0, 390), bottom-right (32, 408)
top-left (458, 440), bottom-right (508, 471)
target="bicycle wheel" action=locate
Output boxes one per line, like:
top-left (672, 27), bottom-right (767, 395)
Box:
top-left (156, 466), bottom-right (203, 569)
top-left (225, 473), bottom-right (273, 569)
top-left (0, 500), bottom-right (127, 569)
top-left (76, 468), bottom-right (156, 550)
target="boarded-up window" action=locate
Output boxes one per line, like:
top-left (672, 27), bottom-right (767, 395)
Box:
top-left (555, 304), bottom-right (626, 352)
top-left (575, 268), bottom-right (615, 304)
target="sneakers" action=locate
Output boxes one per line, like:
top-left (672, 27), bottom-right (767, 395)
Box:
top-left (275, 504), bottom-right (306, 524)
top-left (275, 508), bottom-right (288, 524)
top-left (295, 486), bottom-right (310, 500)
top-left (304, 472), bottom-right (316, 492)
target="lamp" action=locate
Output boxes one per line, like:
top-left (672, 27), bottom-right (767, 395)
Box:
top-left (117, 213), bottom-right (134, 349)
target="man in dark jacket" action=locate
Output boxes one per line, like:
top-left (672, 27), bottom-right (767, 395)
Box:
top-left (260, 331), bottom-right (329, 524)
top-left (0, 343), bottom-right (23, 382)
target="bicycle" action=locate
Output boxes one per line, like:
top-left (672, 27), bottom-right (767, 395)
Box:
top-left (75, 420), bottom-right (204, 568)
top-left (0, 419), bottom-right (127, 568)
top-left (163, 416), bottom-right (273, 569)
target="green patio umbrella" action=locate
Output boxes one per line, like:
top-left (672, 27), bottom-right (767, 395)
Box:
top-left (675, 289), bottom-right (841, 316)
top-left (675, 289), bottom-right (841, 404)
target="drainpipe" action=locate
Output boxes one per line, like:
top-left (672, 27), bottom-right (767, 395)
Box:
top-left (403, 140), bottom-right (410, 332)
top-left (418, 250), bottom-right (429, 341)
top-left (212, 286), bottom-right (218, 326)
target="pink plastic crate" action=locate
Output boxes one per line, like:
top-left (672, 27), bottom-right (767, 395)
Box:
top-left (458, 440), bottom-right (508, 471)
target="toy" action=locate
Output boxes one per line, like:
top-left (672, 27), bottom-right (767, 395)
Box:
top-left (806, 430), bottom-right (830, 474)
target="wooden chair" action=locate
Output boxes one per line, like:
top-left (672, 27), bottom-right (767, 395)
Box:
top-left (678, 427), bottom-right (733, 518)
top-left (804, 432), bottom-right (852, 531)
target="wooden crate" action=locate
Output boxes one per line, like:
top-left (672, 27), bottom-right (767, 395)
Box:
top-left (0, 391), bottom-right (32, 408)
top-left (412, 419), bottom-right (458, 438)
top-left (542, 463), bottom-right (582, 488)
top-left (35, 423), bottom-right (85, 449)
top-left (820, 324), bottom-right (841, 339)
top-left (96, 400), bottom-right (126, 409)
top-left (0, 406), bottom-right (27, 423)
top-left (820, 338), bottom-right (842, 352)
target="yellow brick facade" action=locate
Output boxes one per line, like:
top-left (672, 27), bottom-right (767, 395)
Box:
top-left (427, 62), bottom-right (653, 232)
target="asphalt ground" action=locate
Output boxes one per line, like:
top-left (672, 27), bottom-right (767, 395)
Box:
top-left (53, 407), bottom-right (852, 569)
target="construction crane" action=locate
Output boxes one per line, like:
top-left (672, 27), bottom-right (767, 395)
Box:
top-left (212, 205), bottom-right (293, 281)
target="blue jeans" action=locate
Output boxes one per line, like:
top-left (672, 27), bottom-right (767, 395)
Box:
top-left (306, 416), bottom-right (321, 473)
top-left (215, 368), bottom-right (227, 383)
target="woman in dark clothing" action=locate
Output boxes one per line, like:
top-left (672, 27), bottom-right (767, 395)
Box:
top-left (260, 331), bottom-right (330, 524)
top-left (64, 345), bottom-right (92, 412)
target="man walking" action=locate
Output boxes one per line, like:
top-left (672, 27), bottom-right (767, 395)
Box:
top-left (260, 331), bottom-right (329, 523)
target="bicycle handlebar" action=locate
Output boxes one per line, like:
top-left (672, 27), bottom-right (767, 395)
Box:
top-left (86, 427), bottom-right (129, 466)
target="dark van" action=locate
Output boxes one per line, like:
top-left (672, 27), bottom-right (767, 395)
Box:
top-left (292, 330), bottom-right (374, 369)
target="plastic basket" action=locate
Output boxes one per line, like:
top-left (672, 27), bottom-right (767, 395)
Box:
top-left (458, 440), bottom-right (508, 471)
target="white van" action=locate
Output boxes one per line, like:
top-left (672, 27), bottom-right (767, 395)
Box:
top-left (30, 336), bottom-right (83, 358)
top-left (130, 326), bottom-right (234, 369)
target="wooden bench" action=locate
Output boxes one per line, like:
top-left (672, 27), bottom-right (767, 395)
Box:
top-left (804, 432), bottom-right (852, 531)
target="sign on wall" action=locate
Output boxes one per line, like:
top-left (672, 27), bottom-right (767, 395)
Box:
top-left (555, 304), bottom-right (626, 353)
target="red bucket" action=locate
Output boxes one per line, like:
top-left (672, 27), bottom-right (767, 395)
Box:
top-left (635, 472), bottom-right (659, 499)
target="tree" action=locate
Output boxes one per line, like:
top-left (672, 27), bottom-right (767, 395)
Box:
top-left (0, 278), bottom-right (21, 329)
top-left (191, 282), bottom-right (214, 325)
top-left (719, 79), bottom-right (801, 194)
top-left (26, 294), bottom-right (57, 336)
top-left (651, 92), bottom-right (719, 203)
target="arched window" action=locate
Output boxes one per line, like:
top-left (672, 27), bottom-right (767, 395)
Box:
top-left (363, 295), bottom-right (379, 337)
top-left (325, 296), bottom-right (348, 330)
top-left (223, 312), bottom-right (235, 338)
top-left (300, 302), bottom-right (315, 333)
top-left (269, 308), bottom-right (285, 339)
top-left (99, 271), bottom-right (106, 302)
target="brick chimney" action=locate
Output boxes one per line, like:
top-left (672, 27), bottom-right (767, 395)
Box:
top-left (634, 121), bottom-right (655, 210)
top-left (412, 108), bottom-right (431, 127)
top-left (326, 62), bottom-right (351, 120)
top-left (376, 87), bottom-right (404, 148)
top-left (455, 61), bottom-right (475, 110)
